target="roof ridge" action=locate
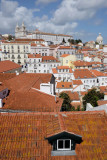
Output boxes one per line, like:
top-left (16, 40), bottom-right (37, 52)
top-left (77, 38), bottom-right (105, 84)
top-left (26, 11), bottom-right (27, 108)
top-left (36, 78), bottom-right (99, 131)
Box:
top-left (58, 113), bottom-right (66, 131)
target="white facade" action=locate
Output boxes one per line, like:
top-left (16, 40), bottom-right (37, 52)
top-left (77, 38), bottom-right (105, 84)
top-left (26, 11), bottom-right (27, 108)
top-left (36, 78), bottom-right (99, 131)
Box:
top-left (31, 44), bottom-right (50, 56)
top-left (52, 67), bottom-right (74, 82)
top-left (15, 22), bottom-right (27, 38)
top-left (103, 45), bottom-right (107, 53)
top-left (76, 78), bottom-right (98, 90)
top-left (97, 76), bottom-right (107, 86)
top-left (15, 24), bottom-right (73, 44)
top-left (27, 56), bottom-right (61, 73)
top-left (40, 83), bottom-right (54, 95)
top-left (1, 42), bottom-right (30, 65)
top-left (56, 47), bottom-right (76, 59)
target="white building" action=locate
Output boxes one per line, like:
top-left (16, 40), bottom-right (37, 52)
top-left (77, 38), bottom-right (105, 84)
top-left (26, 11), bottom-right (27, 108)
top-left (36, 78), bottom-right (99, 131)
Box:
top-left (56, 80), bottom-right (85, 93)
top-left (74, 69), bottom-right (98, 90)
top-left (1, 41), bottom-right (30, 65)
top-left (56, 46), bottom-right (76, 59)
top-left (90, 70), bottom-right (107, 86)
top-left (31, 43), bottom-right (50, 56)
top-left (103, 45), bottom-right (107, 53)
top-left (15, 23), bottom-right (73, 44)
top-left (96, 33), bottom-right (103, 45)
top-left (52, 66), bottom-right (74, 82)
top-left (27, 55), bottom-right (61, 73)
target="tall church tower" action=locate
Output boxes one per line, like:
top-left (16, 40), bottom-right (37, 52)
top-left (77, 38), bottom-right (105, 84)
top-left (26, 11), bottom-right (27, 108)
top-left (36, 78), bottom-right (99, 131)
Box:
top-left (15, 22), bottom-right (27, 38)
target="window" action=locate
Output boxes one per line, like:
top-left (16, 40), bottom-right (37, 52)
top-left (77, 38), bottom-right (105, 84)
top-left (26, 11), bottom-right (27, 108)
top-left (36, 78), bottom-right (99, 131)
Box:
top-left (57, 139), bottom-right (71, 150)
top-left (66, 60), bottom-right (68, 63)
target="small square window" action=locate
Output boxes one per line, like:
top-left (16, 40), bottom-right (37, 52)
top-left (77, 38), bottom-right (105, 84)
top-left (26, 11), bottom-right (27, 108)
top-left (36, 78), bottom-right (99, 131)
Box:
top-left (57, 139), bottom-right (71, 150)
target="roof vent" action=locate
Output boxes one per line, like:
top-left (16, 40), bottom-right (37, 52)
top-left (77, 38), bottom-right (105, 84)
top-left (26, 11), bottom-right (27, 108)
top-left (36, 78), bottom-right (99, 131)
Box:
top-left (0, 82), bottom-right (2, 85)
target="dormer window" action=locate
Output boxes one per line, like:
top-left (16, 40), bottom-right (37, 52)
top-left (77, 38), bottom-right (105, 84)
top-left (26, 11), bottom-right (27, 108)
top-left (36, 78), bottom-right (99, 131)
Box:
top-left (57, 139), bottom-right (71, 150)
top-left (46, 131), bottom-right (82, 156)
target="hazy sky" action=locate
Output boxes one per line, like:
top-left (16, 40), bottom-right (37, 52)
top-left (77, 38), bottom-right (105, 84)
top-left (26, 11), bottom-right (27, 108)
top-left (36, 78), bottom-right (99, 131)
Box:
top-left (0, 0), bottom-right (107, 43)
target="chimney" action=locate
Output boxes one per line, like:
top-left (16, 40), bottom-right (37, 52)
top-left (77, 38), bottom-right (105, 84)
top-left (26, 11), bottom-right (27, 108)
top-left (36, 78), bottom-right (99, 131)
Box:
top-left (0, 99), bottom-right (3, 108)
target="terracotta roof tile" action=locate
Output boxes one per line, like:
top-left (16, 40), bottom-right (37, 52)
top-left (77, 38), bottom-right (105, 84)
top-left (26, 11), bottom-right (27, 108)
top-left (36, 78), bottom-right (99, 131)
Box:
top-left (57, 66), bottom-right (70, 69)
top-left (63, 91), bottom-right (80, 101)
top-left (52, 68), bottom-right (58, 74)
top-left (0, 73), bottom-right (16, 82)
top-left (100, 86), bottom-right (107, 93)
top-left (5, 73), bottom-right (53, 91)
top-left (61, 54), bottom-right (70, 57)
top-left (59, 46), bottom-right (72, 49)
top-left (74, 61), bottom-right (92, 67)
top-left (57, 82), bottom-right (73, 89)
top-left (3, 90), bottom-right (63, 112)
top-left (0, 61), bottom-right (21, 73)
top-left (97, 100), bottom-right (107, 106)
top-left (72, 80), bottom-right (83, 85)
top-left (15, 38), bottom-right (45, 41)
top-left (42, 56), bottom-right (59, 62)
top-left (0, 111), bottom-right (106, 159)
top-left (28, 54), bottom-right (42, 58)
top-left (74, 69), bottom-right (96, 79)
top-left (90, 70), bottom-right (105, 77)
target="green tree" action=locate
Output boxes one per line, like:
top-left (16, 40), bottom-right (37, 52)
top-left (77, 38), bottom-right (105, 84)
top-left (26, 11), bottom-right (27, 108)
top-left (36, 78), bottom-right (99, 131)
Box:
top-left (8, 35), bottom-right (12, 41)
top-left (83, 88), bottom-right (104, 110)
top-left (59, 92), bottom-right (71, 111)
top-left (62, 38), bottom-right (66, 44)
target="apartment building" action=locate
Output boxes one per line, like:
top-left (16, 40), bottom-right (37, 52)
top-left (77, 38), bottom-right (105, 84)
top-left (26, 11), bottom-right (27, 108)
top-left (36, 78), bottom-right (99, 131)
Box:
top-left (27, 55), bottom-right (61, 73)
top-left (52, 66), bottom-right (74, 82)
top-left (1, 41), bottom-right (30, 65)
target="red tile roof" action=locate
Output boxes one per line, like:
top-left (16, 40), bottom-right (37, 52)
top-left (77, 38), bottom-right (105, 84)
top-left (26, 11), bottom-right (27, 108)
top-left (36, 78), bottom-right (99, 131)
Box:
top-left (90, 70), bottom-right (105, 77)
top-left (5, 73), bottom-right (53, 92)
top-left (63, 91), bottom-right (80, 101)
top-left (0, 61), bottom-right (21, 73)
top-left (59, 46), bottom-right (72, 49)
top-left (72, 80), bottom-right (83, 85)
top-left (57, 82), bottom-right (73, 89)
top-left (52, 68), bottom-right (58, 74)
top-left (0, 111), bottom-right (106, 159)
top-left (100, 86), bottom-right (107, 93)
top-left (15, 38), bottom-right (45, 41)
top-left (3, 90), bottom-right (62, 112)
top-left (42, 56), bottom-right (59, 62)
top-left (57, 66), bottom-right (70, 69)
top-left (74, 61), bottom-right (92, 67)
top-left (28, 54), bottom-right (42, 58)
top-left (74, 69), bottom-right (96, 79)
top-left (61, 54), bottom-right (70, 57)
top-left (97, 100), bottom-right (107, 106)
top-left (0, 73), bottom-right (16, 82)
top-left (0, 84), bottom-right (7, 92)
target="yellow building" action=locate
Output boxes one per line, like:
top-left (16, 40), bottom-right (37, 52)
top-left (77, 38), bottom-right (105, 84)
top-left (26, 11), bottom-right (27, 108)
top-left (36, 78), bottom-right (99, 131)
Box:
top-left (60, 54), bottom-right (76, 67)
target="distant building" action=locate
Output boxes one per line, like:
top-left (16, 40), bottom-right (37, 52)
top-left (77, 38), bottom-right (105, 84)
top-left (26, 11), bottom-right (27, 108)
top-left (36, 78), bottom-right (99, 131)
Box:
top-left (15, 23), bottom-right (73, 44)
top-left (27, 55), bottom-right (61, 73)
top-left (96, 33), bottom-right (103, 45)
